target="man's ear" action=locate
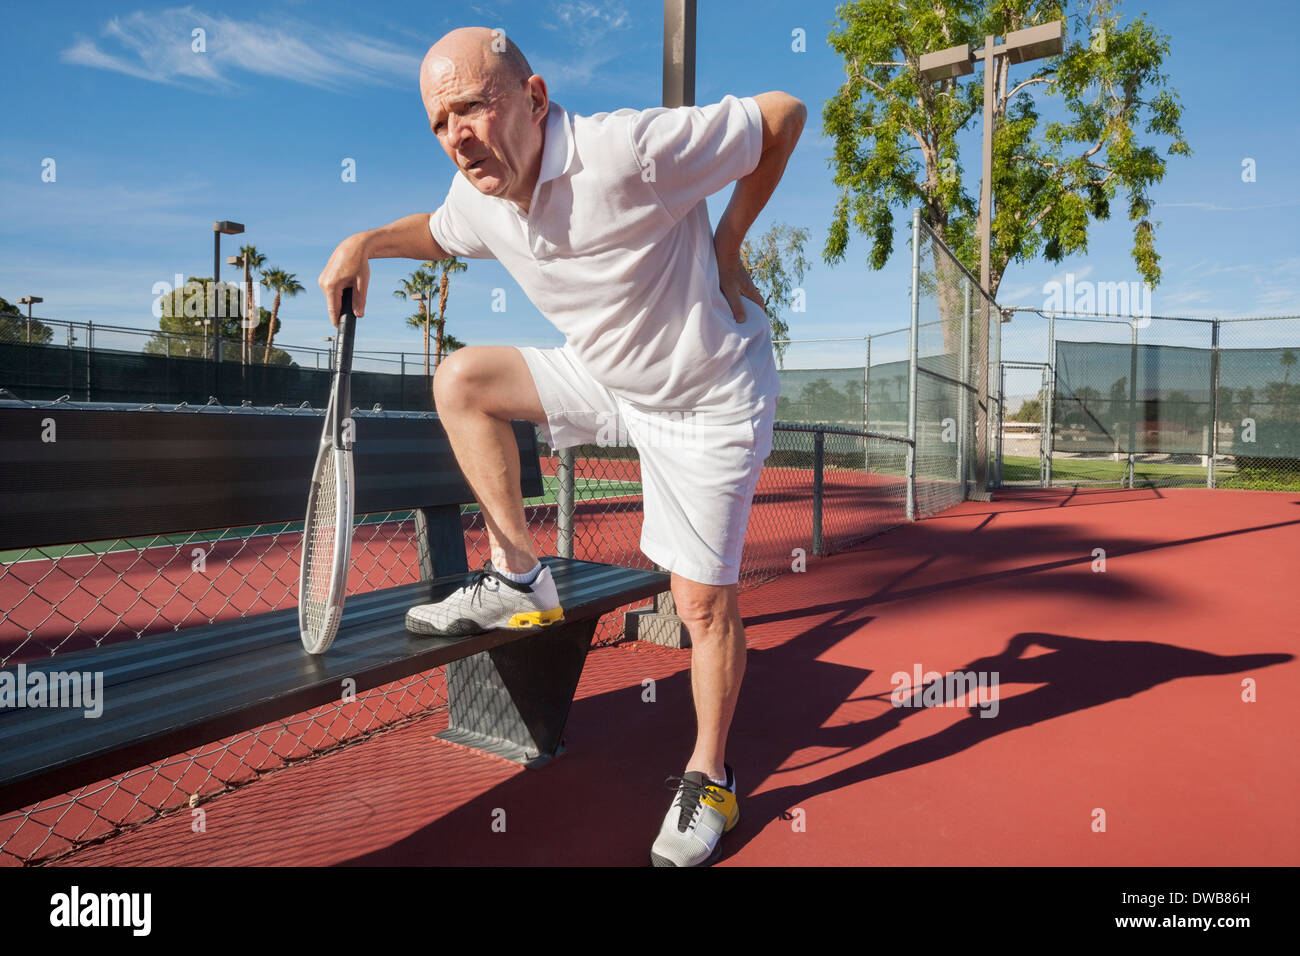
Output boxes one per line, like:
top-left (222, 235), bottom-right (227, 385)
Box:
top-left (526, 74), bottom-right (549, 123)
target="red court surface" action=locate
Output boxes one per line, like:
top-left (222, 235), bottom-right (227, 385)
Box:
top-left (51, 486), bottom-right (1300, 866)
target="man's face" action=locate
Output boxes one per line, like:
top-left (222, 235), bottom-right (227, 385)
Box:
top-left (422, 53), bottom-right (539, 204)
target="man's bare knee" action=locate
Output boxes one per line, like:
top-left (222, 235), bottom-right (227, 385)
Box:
top-left (434, 346), bottom-right (544, 423)
top-left (672, 579), bottom-right (739, 638)
top-left (432, 348), bottom-right (477, 414)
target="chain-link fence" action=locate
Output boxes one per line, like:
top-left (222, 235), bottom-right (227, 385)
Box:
top-left (1, 208), bottom-right (992, 864)
top-left (0, 316), bottom-right (438, 410)
top-left (0, 394), bottom-right (927, 865)
top-left (994, 309), bottom-right (1300, 490)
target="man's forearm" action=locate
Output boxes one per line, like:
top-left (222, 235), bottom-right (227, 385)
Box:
top-left (715, 96), bottom-right (806, 253)
top-left (361, 213), bottom-right (446, 261)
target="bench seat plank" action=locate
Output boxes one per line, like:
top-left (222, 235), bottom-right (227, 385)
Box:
top-left (0, 556), bottom-right (668, 812)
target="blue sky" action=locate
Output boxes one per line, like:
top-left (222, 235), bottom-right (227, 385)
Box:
top-left (1, 0), bottom-right (1297, 372)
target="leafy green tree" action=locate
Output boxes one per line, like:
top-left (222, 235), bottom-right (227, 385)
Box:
top-left (432, 257), bottom-right (468, 371)
top-left (823, 0), bottom-right (1190, 335)
top-left (0, 296), bottom-right (55, 344)
top-left (740, 223), bottom-right (810, 368)
top-left (395, 264), bottom-right (438, 374)
top-left (259, 268), bottom-right (304, 364)
top-left (147, 277), bottom-right (290, 363)
top-left (235, 245), bottom-right (267, 364)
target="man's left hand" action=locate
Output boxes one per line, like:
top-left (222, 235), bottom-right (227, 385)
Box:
top-left (714, 238), bottom-right (765, 324)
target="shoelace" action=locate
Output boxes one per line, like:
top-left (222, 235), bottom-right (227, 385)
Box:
top-left (461, 566), bottom-right (502, 608)
top-left (664, 774), bottom-right (726, 832)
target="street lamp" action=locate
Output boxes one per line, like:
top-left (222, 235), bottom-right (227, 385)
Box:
top-left (194, 318), bottom-right (213, 360)
top-left (17, 295), bottom-right (43, 344)
top-left (213, 220), bottom-right (244, 363)
top-left (918, 20), bottom-right (1064, 493)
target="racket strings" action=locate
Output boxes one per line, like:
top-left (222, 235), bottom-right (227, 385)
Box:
top-left (303, 456), bottom-right (339, 637)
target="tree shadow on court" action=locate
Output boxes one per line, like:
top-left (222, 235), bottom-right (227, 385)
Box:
top-left (723, 628), bottom-right (1290, 862)
top-left (338, 494), bottom-right (1296, 865)
top-left (338, 592), bottom-right (1289, 866)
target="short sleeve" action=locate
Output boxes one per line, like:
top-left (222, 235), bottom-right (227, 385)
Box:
top-left (428, 176), bottom-right (494, 259)
top-left (628, 94), bottom-right (764, 222)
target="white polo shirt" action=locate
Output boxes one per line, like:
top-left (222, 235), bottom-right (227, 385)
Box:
top-left (428, 95), bottom-right (781, 422)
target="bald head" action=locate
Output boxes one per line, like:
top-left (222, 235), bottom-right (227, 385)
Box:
top-left (420, 26), bottom-right (549, 211)
top-left (421, 26), bottom-right (533, 94)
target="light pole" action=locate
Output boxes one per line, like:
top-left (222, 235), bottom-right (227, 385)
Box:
top-left (918, 20), bottom-right (1063, 494)
top-left (213, 220), bottom-right (244, 363)
top-left (17, 295), bottom-right (43, 344)
top-left (194, 318), bottom-right (213, 360)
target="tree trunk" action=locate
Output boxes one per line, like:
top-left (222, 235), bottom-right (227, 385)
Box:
top-left (435, 274), bottom-right (450, 371)
top-left (244, 270), bottom-right (254, 366)
top-left (263, 290), bottom-right (282, 364)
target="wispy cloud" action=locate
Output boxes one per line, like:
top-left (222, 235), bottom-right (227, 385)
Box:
top-left (61, 6), bottom-right (421, 93)
top-left (1161, 200), bottom-right (1300, 212)
top-left (542, 1), bottom-right (632, 45)
top-left (529, 0), bottom-right (636, 89)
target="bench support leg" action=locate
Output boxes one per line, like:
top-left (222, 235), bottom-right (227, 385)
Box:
top-left (436, 620), bottom-right (598, 767)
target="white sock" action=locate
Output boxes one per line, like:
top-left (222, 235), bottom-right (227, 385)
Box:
top-left (495, 560), bottom-right (541, 585)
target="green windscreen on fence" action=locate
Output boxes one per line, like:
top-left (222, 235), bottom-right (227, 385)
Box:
top-left (0, 341), bottom-right (435, 411)
top-left (866, 359), bottom-right (909, 435)
top-left (1054, 340), bottom-right (1300, 457)
top-left (1217, 347), bottom-right (1300, 457)
top-left (777, 367), bottom-right (865, 427)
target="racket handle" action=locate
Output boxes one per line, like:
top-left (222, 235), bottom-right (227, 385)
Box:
top-left (337, 287), bottom-right (357, 378)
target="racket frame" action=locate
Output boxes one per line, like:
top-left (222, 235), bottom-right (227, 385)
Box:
top-left (298, 290), bottom-right (358, 654)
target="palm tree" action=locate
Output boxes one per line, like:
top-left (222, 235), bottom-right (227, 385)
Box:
top-left (1282, 350), bottom-right (1298, 423)
top-left (259, 268), bottom-right (304, 364)
top-left (237, 244), bottom-right (267, 365)
top-left (394, 264), bottom-right (437, 374)
top-left (432, 257), bottom-right (468, 371)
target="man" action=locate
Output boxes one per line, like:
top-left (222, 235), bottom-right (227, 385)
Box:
top-left (318, 26), bottom-right (805, 867)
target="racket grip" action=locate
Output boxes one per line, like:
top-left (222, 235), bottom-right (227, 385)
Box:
top-left (341, 287), bottom-right (353, 317)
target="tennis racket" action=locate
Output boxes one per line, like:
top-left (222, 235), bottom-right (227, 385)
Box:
top-left (298, 287), bottom-right (358, 654)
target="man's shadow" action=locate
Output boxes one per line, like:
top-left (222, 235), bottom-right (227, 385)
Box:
top-left (730, 630), bottom-right (1291, 857)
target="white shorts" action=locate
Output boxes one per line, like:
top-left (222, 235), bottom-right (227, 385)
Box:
top-left (517, 345), bottom-right (776, 587)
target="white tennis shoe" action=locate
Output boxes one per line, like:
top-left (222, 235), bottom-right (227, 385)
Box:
top-left (405, 560), bottom-right (564, 637)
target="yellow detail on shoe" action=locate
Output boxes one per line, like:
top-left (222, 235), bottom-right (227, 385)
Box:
top-left (705, 785), bottom-right (740, 831)
top-left (506, 607), bottom-right (565, 628)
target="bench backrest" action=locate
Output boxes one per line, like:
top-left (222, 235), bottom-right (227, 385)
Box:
top-left (0, 404), bottom-right (542, 552)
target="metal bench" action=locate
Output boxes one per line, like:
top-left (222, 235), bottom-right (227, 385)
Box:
top-left (0, 401), bottom-right (669, 813)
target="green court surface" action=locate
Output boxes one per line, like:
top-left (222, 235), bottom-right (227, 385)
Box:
top-left (0, 474), bottom-right (642, 563)
top-left (1002, 454), bottom-right (1299, 490)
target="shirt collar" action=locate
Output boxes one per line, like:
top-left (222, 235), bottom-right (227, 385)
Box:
top-left (538, 101), bottom-right (574, 185)
top-left (524, 102), bottom-right (573, 214)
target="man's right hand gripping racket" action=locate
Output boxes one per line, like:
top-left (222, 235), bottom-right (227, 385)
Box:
top-left (299, 287), bottom-right (358, 655)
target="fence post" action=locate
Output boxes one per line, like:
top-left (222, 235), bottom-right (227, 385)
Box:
top-left (1127, 318), bottom-right (1138, 489)
top-left (959, 282), bottom-right (970, 497)
top-left (862, 335), bottom-right (871, 472)
top-left (992, 303), bottom-right (1003, 487)
top-left (906, 208), bottom-right (920, 521)
top-left (85, 321), bottom-right (94, 402)
top-left (556, 446), bottom-right (575, 559)
top-left (812, 429), bottom-right (825, 555)
top-left (1208, 318), bottom-right (1220, 489)
top-left (1045, 309), bottom-right (1055, 487)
